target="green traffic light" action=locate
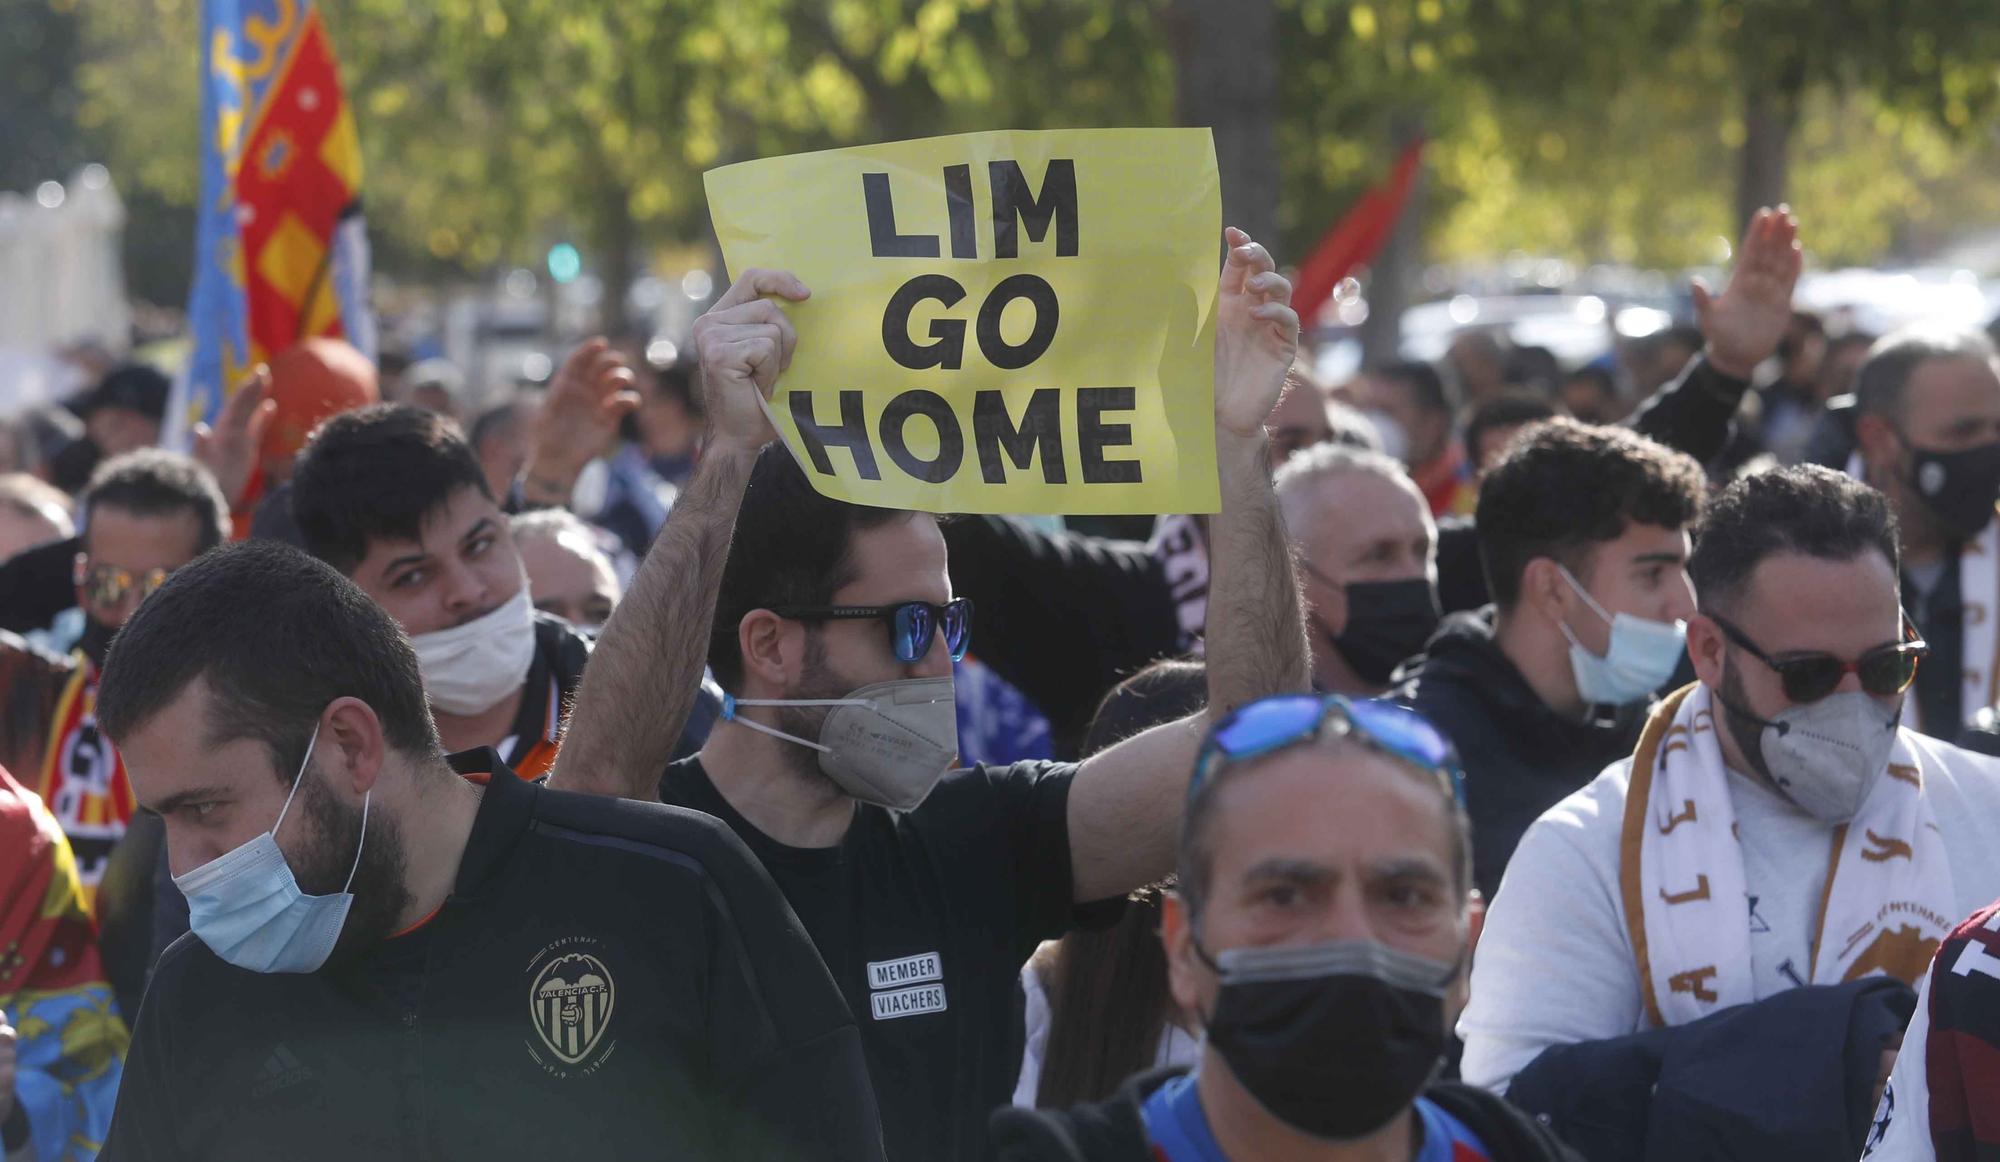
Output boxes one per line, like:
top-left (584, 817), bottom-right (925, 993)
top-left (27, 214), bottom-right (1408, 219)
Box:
top-left (547, 243), bottom-right (581, 283)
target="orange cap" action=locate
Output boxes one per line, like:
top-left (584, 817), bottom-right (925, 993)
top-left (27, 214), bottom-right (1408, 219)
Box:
top-left (261, 338), bottom-right (380, 464)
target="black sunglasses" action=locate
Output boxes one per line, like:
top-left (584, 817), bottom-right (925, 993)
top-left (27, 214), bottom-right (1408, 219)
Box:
top-left (772, 598), bottom-right (974, 665)
top-left (1708, 613), bottom-right (1928, 704)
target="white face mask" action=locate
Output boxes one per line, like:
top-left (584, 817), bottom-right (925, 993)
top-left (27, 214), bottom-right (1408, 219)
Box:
top-left (172, 724), bottom-right (369, 974)
top-left (721, 677), bottom-right (959, 811)
top-left (409, 587), bottom-right (536, 716)
top-left (1755, 691), bottom-right (1901, 824)
top-left (1556, 565), bottom-right (1687, 706)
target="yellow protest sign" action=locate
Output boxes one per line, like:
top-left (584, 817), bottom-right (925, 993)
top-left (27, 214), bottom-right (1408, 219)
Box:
top-left (704, 128), bottom-right (1221, 515)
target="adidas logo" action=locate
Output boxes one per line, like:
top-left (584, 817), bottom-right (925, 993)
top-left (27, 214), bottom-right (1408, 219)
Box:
top-left (251, 1044), bottom-right (316, 1098)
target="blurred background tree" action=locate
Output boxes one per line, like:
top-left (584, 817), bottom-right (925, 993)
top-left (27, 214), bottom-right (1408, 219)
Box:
top-left (36, 0), bottom-right (2000, 318)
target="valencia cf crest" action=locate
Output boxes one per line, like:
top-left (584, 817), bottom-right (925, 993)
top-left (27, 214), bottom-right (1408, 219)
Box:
top-left (526, 941), bottom-right (617, 1075)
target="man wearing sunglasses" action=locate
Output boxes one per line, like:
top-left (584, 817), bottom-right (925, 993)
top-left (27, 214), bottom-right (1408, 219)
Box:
top-left (1462, 466), bottom-right (2000, 1159)
top-left (1848, 326), bottom-right (2000, 742)
top-left (991, 694), bottom-right (1579, 1161)
top-left (0, 450), bottom-right (229, 904)
top-left (553, 228), bottom-right (1311, 1162)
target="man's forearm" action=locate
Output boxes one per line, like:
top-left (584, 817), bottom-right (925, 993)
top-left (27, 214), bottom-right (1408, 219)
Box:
top-left (1203, 431), bottom-right (1309, 716)
top-left (551, 442), bottom-right (760, 799)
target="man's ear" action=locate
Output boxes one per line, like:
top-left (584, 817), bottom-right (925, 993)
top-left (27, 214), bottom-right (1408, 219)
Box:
top-left (1160, 891), bottom-right (1207, 1018)
top-left (1520, 557), bottom-right (1568, 627)
top-left (1686, 612), bottom-right (1727, 689)
top-left (1855, 412), bottom-right (1900, 479)
top-left (322, 696), bottom-right (388, 797)
top-left (737, 610), bottom-right (799, 692)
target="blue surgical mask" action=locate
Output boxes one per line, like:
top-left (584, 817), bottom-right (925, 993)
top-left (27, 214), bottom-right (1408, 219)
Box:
top-left (1557, 565), bottom-right (1687, 706)
top-left (172, 724), bottom-right (370, 974)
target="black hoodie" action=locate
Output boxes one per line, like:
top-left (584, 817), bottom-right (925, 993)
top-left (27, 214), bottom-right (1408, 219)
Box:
top-left (990, 1067), bottom-right (1582, 1162)
top-left (1390, 609), bottom-right (1645, 900)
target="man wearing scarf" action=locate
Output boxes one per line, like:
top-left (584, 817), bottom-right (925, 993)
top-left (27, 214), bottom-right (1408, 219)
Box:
top-left (1460, 467), bottom-right (2000, 1160)
top-left (0, 452), bottom-right (228, 907)
top-left (1845, 327), bottom-right (2000, 743)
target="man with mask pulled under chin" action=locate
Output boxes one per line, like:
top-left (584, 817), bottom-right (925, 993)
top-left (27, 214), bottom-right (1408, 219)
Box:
top-left (990, 694), bottom-right (1581, 1162)
top-left (289, 402), bottom-right (719, 782)
top-left (1462, 467), bottom-right (2000, 1160)
top-left (552, 228), bottom-right (1313, 1162)
top-left (93, 541), bottom-right (886, 1162)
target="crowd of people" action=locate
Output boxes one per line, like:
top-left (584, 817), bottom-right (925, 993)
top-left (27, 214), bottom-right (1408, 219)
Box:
top-left (6, 200), bottom-right (2000, 1161)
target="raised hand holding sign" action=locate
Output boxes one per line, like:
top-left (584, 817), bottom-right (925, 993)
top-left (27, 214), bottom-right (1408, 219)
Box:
top-left (704, 128), bottom-right (1224, 515)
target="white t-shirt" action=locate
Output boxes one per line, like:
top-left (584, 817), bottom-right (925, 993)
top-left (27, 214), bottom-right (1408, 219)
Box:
top-left (1459, 729), bottom-right (2000, 1094)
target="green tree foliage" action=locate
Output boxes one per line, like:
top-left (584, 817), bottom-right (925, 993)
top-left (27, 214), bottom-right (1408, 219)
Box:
top-left (53, 0), bottom-right (2000, 310)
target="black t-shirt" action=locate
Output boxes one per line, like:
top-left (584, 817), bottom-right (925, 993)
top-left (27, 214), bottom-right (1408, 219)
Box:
top-left (661, 755), bottom-right (1095, 1162)
top-left (104, 752), bottom-right (886, 1162)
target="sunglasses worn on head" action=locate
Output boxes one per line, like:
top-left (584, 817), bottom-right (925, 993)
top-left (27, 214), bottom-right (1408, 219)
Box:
top-left (1192, 693), bottom-right (1465, 806)
top-left (772, 598), bottom-right (974, 665)
top-left (75, 561), bottom-right (170, 608)
top-left (1709, 614), bottom-right (1928, 704)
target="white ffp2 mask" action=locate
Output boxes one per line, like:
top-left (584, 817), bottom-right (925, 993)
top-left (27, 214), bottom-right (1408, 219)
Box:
top-left (1759, 692), bottom-right (1901, 823)
top-left (722, 677), bottom-right (960, 811)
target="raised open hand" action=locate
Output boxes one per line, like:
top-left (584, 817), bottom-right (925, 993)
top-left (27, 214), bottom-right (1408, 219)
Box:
top-left (191, 366), bottom-right (277, 506)
top-left (1213, 227), bottom-right (1300, 440)
top-left (690, 268), bottom-right (811, 454)
top-left (518, 338), bottom-right (642, 506)
top-left (1694, 206), bottom-right (1803, 380)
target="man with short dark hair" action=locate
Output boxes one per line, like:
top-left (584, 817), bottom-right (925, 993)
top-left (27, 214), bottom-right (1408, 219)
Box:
top-left (990, 694), bottom-right (1578, 1161)
top-left (0, 450), bottom-right (229, 901)
top-left (468, 393), bottom-right (537, 500)
top-left (50, 364), bottom-right (171, 494)
top-left (293, 404), bottom-right (575, 772)
top-left (1464, 392), bottom-right (1559, 479)
top-left (1757, 309), bottom-right (1828, 464)
top-left (1354, 360), bottom-right (1473, 518)
top-left (1394, 421), bottom-right (1706, 898)
top-left (290, 402), bottom-right (712, 778)
top-left (1462, 466), bottom-right (2000, 1160)
top-left (1848, 326), bottom-right (2000, 741)
top-left (554, 227), bottom-right (1311, 1162)
top-left (94, 540), bottom-right (885, 1161)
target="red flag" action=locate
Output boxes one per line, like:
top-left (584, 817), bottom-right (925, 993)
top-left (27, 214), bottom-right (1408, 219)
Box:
top-left (1291, 140), bottom-right (1425, 327)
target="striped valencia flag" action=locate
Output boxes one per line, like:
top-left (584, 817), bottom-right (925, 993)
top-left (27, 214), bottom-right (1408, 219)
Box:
top-left (169, 0), bottom-right (375, 448)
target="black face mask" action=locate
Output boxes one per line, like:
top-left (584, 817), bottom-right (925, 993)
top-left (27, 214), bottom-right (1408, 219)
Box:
top-left (1905, 439), bottom-right (2000, 540)
top-left (1327, 579), bottom-right (1442, 687)
top-left (1197, 938), bottom-right (1453, 1141)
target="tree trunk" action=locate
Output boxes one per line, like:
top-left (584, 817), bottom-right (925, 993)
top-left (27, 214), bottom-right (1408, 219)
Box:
top-left (1359, 118), bottom-right (1426, 370)
top-left (595, 182), bottom-right (640, 341)
top-left (1169, 0), bottom-right (1281, 256)
top-left (1735, 83), bottom-right (1796, 239)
